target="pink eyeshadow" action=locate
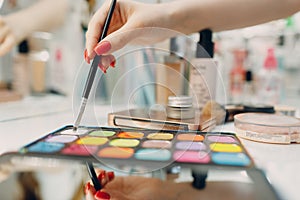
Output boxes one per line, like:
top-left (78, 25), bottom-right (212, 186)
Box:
top-left (173, 151), bottom-right (210, 163)
top-left (207, 135), bottom-right (236, 143)
top-left (61, 144), bottom-right (98, 155)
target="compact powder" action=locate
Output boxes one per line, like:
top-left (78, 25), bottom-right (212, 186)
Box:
top-left (234, 113), bottom-right (300, 144)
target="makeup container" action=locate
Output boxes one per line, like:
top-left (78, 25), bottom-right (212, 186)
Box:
top-left (166, 96), bottom-right (194, 119)
top-left (12, 40), bottom-right (31, 97)
top-left (234, 113), bottom-right (300, 144)
top-left (156, 37), bottom-right (185, 105)
top-left (274, 105), bottom-right (296, 117)
top-left (29, 32), bottom-right (51, 95)
top-left (189, 29), bottom-right (217, 109)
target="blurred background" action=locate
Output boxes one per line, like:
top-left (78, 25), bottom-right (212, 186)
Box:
top-left (0, 0), bottom-right (300, 199)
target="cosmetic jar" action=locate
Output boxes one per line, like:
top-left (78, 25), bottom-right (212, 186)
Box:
top-left (274, 105), bottom-right (296, 116)
top-left (167, 96), bottom-right (194, 119)
top-left (234, 113), bottom-right (300, 144)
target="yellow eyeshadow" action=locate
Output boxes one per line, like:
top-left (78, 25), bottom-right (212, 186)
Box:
top-left (210, 143), bottom-right (242, 153)
top-left (147, 133), bottom-right (173, 140)
top-left (109, 139), bottom-right (140, 147)
top-left (76, 137), bottom-right (108, 145)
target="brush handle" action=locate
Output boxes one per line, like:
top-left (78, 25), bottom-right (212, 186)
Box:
top-left (86, 162), bottom-right (102, 191)
top-left (82, 0), bottom-right (116, 99)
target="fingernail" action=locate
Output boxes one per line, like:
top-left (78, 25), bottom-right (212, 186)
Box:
top-left (94, 41), bottom-right (111, 55)
top-left (97, 170), bottom-right (106, 182)
top-left (84, 49), bottom-right (90, 64)
top-left (107, 172), bottom-right (114, 181)
top-left (85, 182), bottom-right (96, 195)
top-left (95, 191), bottom-right (110, 200)
top-left (110, 60), bottom-right (116, 68)
top-left (98, 64), bottom-right (107, 73)
top-left (85, 182), bottom-right (91, 194)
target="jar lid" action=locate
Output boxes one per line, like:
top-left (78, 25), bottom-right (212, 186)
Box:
top-left (234, 113), bottom-right (300, 144)
top-left (168, 96), bottom-right (193, 107)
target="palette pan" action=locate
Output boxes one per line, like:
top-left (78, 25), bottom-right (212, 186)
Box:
top-left (6, 125), bottom-right (255, 172)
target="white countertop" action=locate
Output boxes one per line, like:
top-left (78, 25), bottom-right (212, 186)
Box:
top-left (0, 95), bottom-right (299, 200)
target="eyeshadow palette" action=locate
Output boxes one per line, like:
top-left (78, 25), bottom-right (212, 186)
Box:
top-left (6, 125), bottom-right (255, 171)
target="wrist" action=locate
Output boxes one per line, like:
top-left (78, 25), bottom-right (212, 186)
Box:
top-left (163, 0), bottom-right (207, 34)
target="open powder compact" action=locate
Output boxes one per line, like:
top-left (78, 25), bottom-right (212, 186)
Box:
top-left (234, 113), bottom-right (300, 144)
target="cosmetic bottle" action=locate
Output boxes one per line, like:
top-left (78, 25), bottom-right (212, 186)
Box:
top-left (189, 29), bottom-right (217, 109)
top-left (156, 37), bottom-right (184, 105)
top-left (12, 40), bottom-right (31, 97)
top-left (242, 70), bottom-right (254, 104)
top-left (29, 32), bottom-right (51, 95)
top-left (256, 48), bottom-right (281, 105)
top-left (229, 49), bottom-right (246, 104)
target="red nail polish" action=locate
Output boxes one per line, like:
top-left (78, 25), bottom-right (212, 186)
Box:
top-left (95, 191), bottom-right (110, 200)
top-left (85, 182), bottom-right (96, 195)
top-left (98, 64), bottom-right (107, 73)
top-left (85, 182), bottom-right (91, 194)
top-left (84, 49), bottom-right (90, 64)
top-left (94, 41), bottom-right (111, 55)
top-left (107, 172), bottom-right (114, 181)
top-left (110, 60), bottom-right (116, 67)
top-left (97, 171), bottom-right (106, 181)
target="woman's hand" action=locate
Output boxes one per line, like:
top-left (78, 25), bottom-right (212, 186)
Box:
top-left (0, 16), bottom-right (20, 56)
top-left (85, 169), bottom-right (256, 200)
top-left (84, 0), bottom-right (178, 72)
top-left (85, 170), bottom-right (174, 200)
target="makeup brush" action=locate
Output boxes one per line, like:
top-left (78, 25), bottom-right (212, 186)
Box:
top-left (73, 0), bottom-right (116, 131)
top-left (73, 0), bottom-right (116, 192)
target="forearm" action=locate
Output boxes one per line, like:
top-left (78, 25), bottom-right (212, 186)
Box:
top-left (166, 0), bottom-right (300, 33)
top-left (3, 0), bottom-right (68, 42)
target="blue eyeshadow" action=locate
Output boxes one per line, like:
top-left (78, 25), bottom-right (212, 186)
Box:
top-left (211, 152), bottom-right (251, 166)
top-left (134, 149), bottom-right (171, 161)
top-left (27, 142), bottom-right (65, 153)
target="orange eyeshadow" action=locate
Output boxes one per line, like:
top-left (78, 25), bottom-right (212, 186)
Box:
top-left (117, 132), bottom-right (144, 139)
top-left (177, 134), bottom-right (204, 141)
top-left (98, 147), bottom-right (134, 159)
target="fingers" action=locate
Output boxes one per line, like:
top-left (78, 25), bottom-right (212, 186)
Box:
top-left (0, 17), bottom-right (16, 56)
top-left (0, 35), bottom-right (16, 57)
top-left (94, 23), bottom-right (139, 56)
top-left (85, 0), bottom-right (111, 58)
top-left (84, 49), bottom-right (116, 73)
top-left (85, 170), bottom-right (115, 200)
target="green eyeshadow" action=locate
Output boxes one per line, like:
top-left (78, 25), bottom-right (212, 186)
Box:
top-left (89, 130), bottom-right (116, 137)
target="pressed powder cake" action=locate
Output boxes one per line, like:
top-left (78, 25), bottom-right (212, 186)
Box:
top-left (234, 113), bottom-right (300, 144)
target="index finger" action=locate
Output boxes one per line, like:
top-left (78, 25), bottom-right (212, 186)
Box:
top-left (85, 0), bottom-right (111, 57)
